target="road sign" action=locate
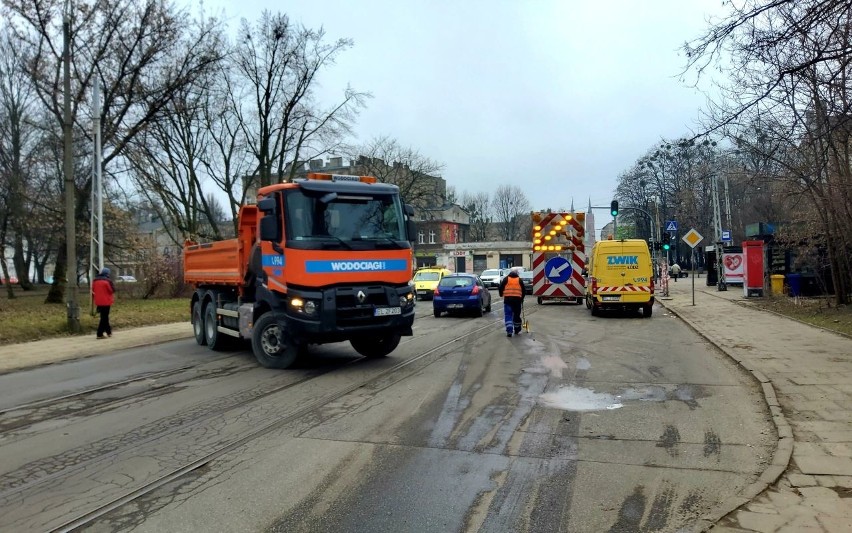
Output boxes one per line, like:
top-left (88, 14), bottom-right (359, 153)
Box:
top-left (665, 220), bottom-right (678, 232)
top-left (721, 230), bottom-right (732, 242)
top-left (682, 228), bottom-right (704, 248)
top-left (545, 256), bottom-right (573, 284)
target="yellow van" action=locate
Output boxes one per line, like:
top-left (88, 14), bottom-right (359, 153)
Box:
top-left (412, 267), bottom-right (451, 300)
top-left (584, 239), bottom-right (654, 317)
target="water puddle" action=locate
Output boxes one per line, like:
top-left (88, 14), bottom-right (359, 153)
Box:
top-left (538, 386), bottom-right (624, 412)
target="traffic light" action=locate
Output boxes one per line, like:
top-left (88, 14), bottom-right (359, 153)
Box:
top-left (610, 200), bottom-right (619, 217)
top-left (662, 242), bottom-right (670, 251)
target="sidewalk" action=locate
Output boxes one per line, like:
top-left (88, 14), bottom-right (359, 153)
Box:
top-left (660, 276), bottom-right (852, 532)
top-left (0, 322), bottom-right (193, 374)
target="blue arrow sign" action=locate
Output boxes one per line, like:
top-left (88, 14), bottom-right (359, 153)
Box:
top-left (545, 257), bottom-right (573, 284)
top-left (665, 220), bottom-right (678, 232)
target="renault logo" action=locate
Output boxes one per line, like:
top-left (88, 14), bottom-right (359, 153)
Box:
top-left (357, 290), bottom-right (366, 303)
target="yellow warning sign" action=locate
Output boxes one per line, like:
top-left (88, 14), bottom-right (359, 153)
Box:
top-left (682, 228), bottom-right (704, 248)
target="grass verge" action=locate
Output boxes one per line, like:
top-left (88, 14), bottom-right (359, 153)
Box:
top-left (0, 287), bottom-right (188, 345)
top-left (749, 295), bottom-right (852, 338)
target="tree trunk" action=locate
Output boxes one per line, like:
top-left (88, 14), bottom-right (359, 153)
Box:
top-left (13, 234), bottom-right (34, 290)
top-left (45, 243), bottom-right (66, 304)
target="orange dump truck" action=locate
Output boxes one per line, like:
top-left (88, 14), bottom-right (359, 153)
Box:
top-left (184, 173), bottom-right (417, 368)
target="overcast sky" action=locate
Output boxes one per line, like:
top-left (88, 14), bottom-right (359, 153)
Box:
top-left (204, 0), bottom-right (724, 213)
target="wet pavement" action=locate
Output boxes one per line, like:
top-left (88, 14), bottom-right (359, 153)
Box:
top-left (0, 281), bottom-right (850, 531)
top-left (659, 276), bottom-right (852, 532)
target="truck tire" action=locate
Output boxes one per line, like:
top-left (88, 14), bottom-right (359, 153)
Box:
top-left (643, 303), bottom-right (653, 318)
top-left (193, 302), bottom-right (206, 346)
top-left (351, 333), bottom-right (401, 358)
top-left (251, 313), bottom-right (298, 369)
top-left (537, 297), bottom-right (543, 305)
top-left (204, 304), bottom-right (229, 350)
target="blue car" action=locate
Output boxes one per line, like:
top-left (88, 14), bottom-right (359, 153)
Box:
top-left (433, 274), bottom-right (492, 317)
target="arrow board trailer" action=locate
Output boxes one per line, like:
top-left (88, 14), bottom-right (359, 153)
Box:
top-left (531, 211), bottom-right (586, 305)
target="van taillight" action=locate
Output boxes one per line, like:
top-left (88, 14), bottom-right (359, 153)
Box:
top-left (590, 277), bottom-right (598, 294)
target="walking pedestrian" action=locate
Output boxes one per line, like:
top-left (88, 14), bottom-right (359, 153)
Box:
top-left (498, 270), bottom-right (526, 337)
top-left (671, 263), bottom-right (682, 282)
top-left (92, 268), bottom-right (115, 339)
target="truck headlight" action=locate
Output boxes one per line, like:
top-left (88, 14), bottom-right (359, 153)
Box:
top-left (400, 293), bottom-right (414, 308)
top-left (304, 300), bottom-right (318, 316)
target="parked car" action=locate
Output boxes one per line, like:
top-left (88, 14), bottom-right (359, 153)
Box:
top-left (479, 268), bottom-right (507, 289)
top-left (519, 271), bottom-right (534, 294)
top-left (117, 275), bottom-right (138, 283)
top-left (433, 274), bottom-right (492, 317)
top-left (0, 276), bottom-right (19, 285)
top-left (412, 267), bottom-right (450, 300)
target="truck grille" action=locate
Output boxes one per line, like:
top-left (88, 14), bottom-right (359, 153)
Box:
top-left (335, 286), bottom-right (394, 327)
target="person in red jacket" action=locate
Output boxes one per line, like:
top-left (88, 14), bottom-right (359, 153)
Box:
top-left (92, 268), bottom-right (115, 339)
top-left (498, 270), bottom-right (526, 337)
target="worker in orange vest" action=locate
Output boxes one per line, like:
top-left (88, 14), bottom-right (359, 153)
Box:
top-left (498, 270), bottom-right (526, 337)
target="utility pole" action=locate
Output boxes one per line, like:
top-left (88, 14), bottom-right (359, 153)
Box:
top-left (63, 0), bottom-right (80, 331)
top-left (711, 167), bottom-right (727, 292)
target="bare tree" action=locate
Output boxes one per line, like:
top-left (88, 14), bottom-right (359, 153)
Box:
top-left (686, 0), bottom-right (852, 303)
top-left (492, 185), bottom-right (530, 241)
top-left (232, 11), bottom-right (368, 189)
top-left (4, 0), bottom-right (226, 302)
top-left (350, 136), bottom-right (446, 207)
top-left (459, 190), bottom-right (492, 242)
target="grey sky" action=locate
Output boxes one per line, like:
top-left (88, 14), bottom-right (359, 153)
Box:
top-left (205, 0), bottom-right (721, 212)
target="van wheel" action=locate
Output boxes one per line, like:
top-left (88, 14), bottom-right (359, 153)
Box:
top-left (591, 305), bottom-right (599, 317)
top-left (192, 302), bottom-right (207, 346)
top-left (351, 333), bottom-right (401, 358)
top-left (251, 313), bottom-right (298, 368)
top-left (643, 303), bottom-right (653, 318)
top-left (204, 304), bottom-right (228, 350)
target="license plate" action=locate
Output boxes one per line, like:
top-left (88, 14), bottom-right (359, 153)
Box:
top-left (447, 304), bottom-right (464, 309)
top-left (374, 307), bottom-right (402, 316)
top-left (602, 296), bottom-right (621, 302)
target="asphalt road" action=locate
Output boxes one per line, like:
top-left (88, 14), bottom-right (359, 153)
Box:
top-left (0, 295), bottom-right (775, 532)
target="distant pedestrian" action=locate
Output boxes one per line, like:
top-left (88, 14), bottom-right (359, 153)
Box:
top-left (499, 270), bottom-right (526, 337)
top-left (92, 268), bottom-right (115, 339)
top-left (671, 263), bottom-right (682, 282)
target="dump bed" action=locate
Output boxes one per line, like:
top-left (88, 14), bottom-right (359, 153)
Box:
top-left (183, 205), bottom-right (258, 287)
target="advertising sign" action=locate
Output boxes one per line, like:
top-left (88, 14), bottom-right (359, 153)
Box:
top-left (722, 252), bottom-right (744, 284)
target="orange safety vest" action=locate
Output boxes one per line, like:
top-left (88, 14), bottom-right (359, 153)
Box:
top-left (503, 276), bottom-right (523, 298)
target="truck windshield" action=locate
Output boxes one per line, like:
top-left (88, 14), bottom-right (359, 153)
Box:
top-left (284, 189), bottom-right (407, 248)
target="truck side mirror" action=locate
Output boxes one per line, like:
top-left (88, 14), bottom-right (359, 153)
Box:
top-left (404, 204), bottom-right (417, 242)
top-left (257, 196), bottom-right (282, 243)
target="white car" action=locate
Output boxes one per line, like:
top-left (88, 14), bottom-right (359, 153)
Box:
top-left (117, 275), bottom-right (138, 283)
top-left (479, 268), bottom-right (507, 288)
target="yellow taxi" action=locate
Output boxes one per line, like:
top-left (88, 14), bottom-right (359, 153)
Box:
top-left (412, 267), bottom-right (451, 300)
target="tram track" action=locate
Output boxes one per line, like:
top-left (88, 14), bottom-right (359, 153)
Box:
top-left (0, 304), bottom-right (520, 532)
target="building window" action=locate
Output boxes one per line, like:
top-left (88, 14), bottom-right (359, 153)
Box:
top-left (429, 230), bottom-right (436, 244)
top-left (418, 231), bottom-right (425, 244)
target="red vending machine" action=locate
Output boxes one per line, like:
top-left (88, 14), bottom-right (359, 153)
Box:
top-left (742, 240), bottom-right (765, 297)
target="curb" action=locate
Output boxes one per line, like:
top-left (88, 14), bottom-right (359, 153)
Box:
top-left (657, 300), bottom-right (793, 533)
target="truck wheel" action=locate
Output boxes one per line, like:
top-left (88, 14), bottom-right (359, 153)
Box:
top-left (537, 297), bottom-right (543, 305)
top-left (576, 297), bottom-right (584, 305)
top-left (643, 303), bottom-right (653, 318)
top-left (251, 313), bottom-right (298, 369)
top-left (351, 333), bottom-right (401, 358)
top-left (193, 302), bottom-right (206, 346)
top-left (204, 304), bottom-right (229, 350)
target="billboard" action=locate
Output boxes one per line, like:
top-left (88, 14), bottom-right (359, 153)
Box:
top-left (723, 252), bottom-right (744, 284)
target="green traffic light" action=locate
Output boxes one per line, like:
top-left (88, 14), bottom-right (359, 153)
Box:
top-left (662, 243), bottom-right (670, 250)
